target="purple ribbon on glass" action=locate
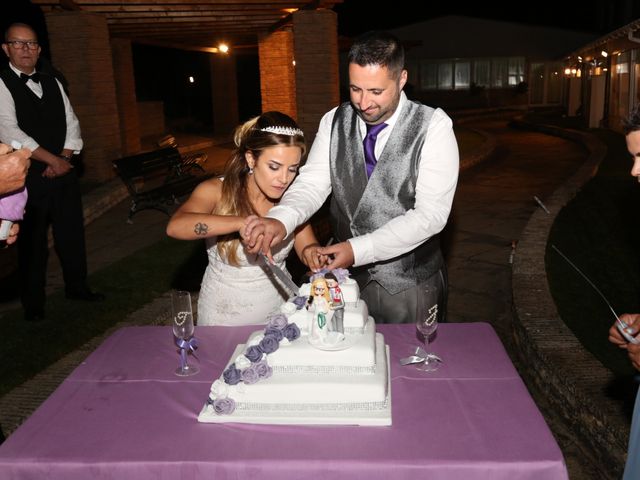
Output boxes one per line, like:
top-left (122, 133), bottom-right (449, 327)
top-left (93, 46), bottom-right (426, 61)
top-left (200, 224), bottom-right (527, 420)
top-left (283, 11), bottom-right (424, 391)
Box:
top-left (176, 337), bottom-right (198, 369)
top-left (363, 122), bottom-right (388, 178)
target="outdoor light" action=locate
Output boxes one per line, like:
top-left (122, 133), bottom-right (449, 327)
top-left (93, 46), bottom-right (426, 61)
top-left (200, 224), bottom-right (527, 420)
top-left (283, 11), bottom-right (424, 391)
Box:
top-left (564, 68), bottom-right (571, 75)
top-left (218, 43), bottom-right (229, 54)
top-left (601, 50), bottom-right (608, 57)
top-left (188, 76), bottom-right (194, 84)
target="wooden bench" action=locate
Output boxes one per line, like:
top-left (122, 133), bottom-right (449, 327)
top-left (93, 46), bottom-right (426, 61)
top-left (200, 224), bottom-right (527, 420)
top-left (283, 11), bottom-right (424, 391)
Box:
top-left (157, 134), bottom-right (208, 174)
top-left (113, 146), bottom-right (214, 223)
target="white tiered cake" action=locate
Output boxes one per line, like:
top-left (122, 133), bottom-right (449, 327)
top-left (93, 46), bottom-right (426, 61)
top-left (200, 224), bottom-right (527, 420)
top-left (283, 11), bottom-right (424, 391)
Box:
top-left (197, 272), bottom-right (392, 426)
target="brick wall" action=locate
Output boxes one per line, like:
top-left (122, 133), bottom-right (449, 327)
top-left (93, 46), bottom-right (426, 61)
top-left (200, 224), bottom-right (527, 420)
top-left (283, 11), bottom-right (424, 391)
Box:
top-left (111, 38), bottom-right (141, 156)
top-left (293, 10), bottom-right (340, 146)
top-left (258, 30), bottom-right (297, 119)
top-left (45, 11), bottom-right (121, 181)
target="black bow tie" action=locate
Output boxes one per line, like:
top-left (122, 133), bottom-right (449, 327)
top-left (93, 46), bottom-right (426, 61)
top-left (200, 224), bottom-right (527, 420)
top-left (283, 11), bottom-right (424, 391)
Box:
top-left (20, 72), bottom-right (40, 84)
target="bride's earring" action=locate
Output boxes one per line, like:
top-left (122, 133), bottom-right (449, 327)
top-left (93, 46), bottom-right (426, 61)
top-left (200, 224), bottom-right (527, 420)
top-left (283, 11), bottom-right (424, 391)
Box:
top-left (248, 166), bottom-right (254, 175)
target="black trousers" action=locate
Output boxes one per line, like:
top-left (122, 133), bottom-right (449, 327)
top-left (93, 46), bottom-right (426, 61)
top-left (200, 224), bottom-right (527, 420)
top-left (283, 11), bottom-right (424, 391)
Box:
top-left (18, 169), bottom-right (88, 312)
top-left (360, 266), bottom-right (448, 324)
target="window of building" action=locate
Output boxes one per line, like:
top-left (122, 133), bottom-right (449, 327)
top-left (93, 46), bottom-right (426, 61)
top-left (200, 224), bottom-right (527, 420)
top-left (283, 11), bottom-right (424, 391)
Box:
top-left (491, 59), bottom-right (508, 87)
top-left (454, 61), bottom-right (470, 89)
top-left (438, 62), bottom-right (453, 89)
top-left (417, 56), bottom-right (526, 90)
top-left (474, 60), bottom-right (490, 87)
top-left (508, 57), bottom-right (525, 86)
top-left (420, 62), bottom-right (438, 90)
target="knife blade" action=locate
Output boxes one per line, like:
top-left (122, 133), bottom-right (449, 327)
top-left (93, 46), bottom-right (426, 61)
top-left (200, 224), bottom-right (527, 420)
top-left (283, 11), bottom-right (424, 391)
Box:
top-left (260, 253), bottom-right (300, 297)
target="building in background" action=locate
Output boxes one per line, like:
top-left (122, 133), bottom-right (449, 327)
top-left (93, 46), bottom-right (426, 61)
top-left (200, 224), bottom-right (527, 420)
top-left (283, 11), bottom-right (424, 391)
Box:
top-left (564, 18), bottom-right (640, 130)
top-left (383, 16), bottom-right (597, 111)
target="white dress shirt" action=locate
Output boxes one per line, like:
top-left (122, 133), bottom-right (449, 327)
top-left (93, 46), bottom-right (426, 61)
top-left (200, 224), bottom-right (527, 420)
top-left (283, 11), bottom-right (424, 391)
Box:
top-left (0, 62), bottom-right (82, 153)
top-left (267, 91), bottom-right (459, 268)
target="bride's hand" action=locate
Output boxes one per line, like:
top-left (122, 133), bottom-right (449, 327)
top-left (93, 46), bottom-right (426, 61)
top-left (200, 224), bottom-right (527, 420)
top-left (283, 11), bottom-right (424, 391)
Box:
top-left (240, 215), bottom-right (259, 241)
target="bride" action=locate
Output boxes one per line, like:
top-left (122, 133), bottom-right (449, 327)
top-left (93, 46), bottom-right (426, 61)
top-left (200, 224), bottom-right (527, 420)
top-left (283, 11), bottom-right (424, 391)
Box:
top-left (166, 111), bottom-right (323, 326)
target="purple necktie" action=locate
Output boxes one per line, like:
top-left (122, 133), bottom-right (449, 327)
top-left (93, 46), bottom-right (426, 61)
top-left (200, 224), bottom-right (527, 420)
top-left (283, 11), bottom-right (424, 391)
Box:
top-left (363, 122), bottom-right (388, 178)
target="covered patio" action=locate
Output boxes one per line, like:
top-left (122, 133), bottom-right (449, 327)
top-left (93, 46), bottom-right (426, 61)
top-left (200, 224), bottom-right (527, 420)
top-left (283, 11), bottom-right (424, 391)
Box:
top-left (27, 0), bottom-right (343, 180)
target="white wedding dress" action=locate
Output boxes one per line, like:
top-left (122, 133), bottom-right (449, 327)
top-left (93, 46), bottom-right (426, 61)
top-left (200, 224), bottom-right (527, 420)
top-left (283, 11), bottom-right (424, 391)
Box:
top-left (197, 234), bottom-right (296, 326)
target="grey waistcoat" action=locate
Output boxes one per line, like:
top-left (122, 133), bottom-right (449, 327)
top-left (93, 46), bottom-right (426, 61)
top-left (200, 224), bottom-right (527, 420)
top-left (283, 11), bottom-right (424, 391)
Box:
top-left (329, 100), bottom-right (443, 295)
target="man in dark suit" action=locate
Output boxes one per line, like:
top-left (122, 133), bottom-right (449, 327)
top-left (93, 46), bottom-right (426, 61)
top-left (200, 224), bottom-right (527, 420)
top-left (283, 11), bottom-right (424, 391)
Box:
top-left (0, 22), bottom-right (103, 322)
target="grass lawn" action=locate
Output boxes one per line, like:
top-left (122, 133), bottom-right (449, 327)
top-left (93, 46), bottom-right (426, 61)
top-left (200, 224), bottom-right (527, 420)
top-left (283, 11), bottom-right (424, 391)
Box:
top-left (0, 237), bottom-right (207, 397)
top-left (545, 127), bottom-right (640, 381)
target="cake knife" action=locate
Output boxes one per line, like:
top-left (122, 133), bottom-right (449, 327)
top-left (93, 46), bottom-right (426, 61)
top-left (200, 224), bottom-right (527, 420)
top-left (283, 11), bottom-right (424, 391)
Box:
top-left (260, 253), bottom-right (300, 297)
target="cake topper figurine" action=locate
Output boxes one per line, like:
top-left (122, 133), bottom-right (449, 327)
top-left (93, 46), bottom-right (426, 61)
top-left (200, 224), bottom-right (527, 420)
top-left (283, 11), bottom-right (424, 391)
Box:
top-left (307, 277), bottom-right (345, 347)
top-left (308, 277), bottom-right (332, 343)
top-left (324, 272), bottom-right (345, 334)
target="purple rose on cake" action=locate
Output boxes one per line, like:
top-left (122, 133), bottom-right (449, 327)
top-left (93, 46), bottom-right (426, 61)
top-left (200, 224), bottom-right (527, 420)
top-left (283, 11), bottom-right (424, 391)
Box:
top-left (254, 359), bottom-right (273, 379)
top-left (331, 268), bottom-right (350, 283)
top-left (222, 364), bottom-right (242, 385)
top-left (241, 365), bottom-right (260, 384)
top-left (213, 397), bottom-right (236, 415)
top-left (267, 313), bottom-right (288, 330)
top-left (215, 316), bottom-right (304, 411)
top-left (264, 326), bottom-right (284, 342)
top-left (292, 295), bottom-right (308, 309)
top-left (245, 345), bottom-right (263, 363)
top-left (283, 322), bottom-right (300, 341)
top-left (259, 334), bottom-right (280, 354)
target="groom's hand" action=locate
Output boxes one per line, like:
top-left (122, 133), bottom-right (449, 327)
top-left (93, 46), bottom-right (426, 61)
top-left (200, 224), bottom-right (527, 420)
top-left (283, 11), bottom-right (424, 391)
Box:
top-left (317, 241), bottom-right (354, 270)
top-left (242, 216), bottom-right (287, 257)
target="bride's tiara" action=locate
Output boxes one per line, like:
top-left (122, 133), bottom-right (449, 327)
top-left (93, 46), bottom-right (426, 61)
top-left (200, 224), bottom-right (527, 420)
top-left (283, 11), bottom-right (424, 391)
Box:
top-left (260, 126), bottom-right (304, 137)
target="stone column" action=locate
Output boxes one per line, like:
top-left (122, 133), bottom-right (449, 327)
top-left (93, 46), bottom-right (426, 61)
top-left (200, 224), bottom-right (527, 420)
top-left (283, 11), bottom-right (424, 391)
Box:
top-left (111, 38), bottom-right (141, 155)
top-left (258, 30), bottom-right (297, 119)
top-left (292, 10), bottom-right (339, 146)
top-left (44, 11), bottom-right (121, 181)
top-left (210, 53), bottom-right (239, 137)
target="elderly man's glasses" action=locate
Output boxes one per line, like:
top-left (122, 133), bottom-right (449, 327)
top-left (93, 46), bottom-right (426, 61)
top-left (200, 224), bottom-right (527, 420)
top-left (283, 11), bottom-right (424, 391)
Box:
top-left (5, 41), bottom-right (39, 50)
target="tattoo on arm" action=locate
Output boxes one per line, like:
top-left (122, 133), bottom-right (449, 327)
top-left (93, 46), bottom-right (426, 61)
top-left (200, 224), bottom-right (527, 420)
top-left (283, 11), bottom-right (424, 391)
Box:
top-left (194, 222), bottom-right (209, 236)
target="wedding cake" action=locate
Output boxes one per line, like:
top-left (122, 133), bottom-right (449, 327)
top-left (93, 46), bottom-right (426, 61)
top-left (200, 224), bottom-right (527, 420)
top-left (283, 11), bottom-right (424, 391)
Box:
top-left (197, 269), bottom-right (392, 426)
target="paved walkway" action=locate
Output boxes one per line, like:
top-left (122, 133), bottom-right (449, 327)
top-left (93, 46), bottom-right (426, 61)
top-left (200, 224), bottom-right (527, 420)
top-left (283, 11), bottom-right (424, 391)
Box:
top-left (0, 122), bottom-right (621, 478)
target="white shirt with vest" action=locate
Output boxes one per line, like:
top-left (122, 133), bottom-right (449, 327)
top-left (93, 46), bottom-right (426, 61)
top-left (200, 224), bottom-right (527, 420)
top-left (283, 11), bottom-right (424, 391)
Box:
top-left (0, 62), bottom-right (82, 153)
top-left (267, 91), bottom-right (459, 268)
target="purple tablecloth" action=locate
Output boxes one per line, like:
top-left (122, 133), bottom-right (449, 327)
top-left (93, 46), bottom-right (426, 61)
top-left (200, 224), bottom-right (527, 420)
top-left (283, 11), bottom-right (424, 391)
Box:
top-left (0, 323), bottom-right (568, 480)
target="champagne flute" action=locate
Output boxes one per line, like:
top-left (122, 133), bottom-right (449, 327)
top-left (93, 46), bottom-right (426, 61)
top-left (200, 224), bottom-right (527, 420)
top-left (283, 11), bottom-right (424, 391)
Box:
top-left (415, 283), bottom-right (441, 372)
top-left (172, 290), bottom-right (199, 376)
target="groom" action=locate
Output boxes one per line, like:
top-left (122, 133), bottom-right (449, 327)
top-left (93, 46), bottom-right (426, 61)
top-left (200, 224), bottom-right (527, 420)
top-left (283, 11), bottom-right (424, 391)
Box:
top-left (244, 31), bottom-right (459, 324)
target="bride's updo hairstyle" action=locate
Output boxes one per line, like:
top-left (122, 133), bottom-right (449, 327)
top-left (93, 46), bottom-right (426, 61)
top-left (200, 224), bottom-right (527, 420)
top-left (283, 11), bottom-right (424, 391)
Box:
top-left (215, 111), bottom-right (306, 264)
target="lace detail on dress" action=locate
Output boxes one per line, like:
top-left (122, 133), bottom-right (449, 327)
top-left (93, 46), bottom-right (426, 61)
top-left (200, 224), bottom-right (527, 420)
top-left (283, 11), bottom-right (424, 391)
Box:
top-left (197, 234), bottom-right (296, 326)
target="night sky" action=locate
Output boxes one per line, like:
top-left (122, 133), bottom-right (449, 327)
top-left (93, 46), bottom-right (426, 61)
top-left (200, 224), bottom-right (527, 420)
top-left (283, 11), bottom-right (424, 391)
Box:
top-left (333, 0), bottom-right (639, 36)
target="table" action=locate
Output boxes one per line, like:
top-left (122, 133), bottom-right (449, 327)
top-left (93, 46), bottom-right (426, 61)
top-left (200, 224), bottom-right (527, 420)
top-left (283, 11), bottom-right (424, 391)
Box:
top-left (0, 323), bottom-right (568, 480)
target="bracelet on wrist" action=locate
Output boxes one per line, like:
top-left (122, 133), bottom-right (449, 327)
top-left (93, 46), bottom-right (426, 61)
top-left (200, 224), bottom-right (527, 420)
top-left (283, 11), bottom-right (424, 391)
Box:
top-left (59, 153), bottom-right (72, 160)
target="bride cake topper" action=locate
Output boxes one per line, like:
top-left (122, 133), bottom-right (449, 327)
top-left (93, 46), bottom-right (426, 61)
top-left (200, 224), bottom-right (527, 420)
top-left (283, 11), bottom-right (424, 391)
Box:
top-left (306, 276), bottom-right (346, 348)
